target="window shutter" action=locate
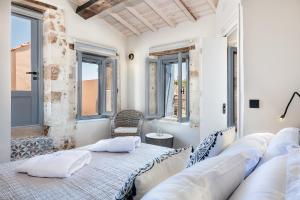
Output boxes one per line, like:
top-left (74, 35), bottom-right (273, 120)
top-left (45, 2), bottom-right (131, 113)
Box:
top-left (101, 58), bottom-right (117, 116)
top-left (145, 57), bottom-right (164, 119)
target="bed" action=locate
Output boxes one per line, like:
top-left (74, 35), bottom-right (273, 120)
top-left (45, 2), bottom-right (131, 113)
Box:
top-left (0, 143), bottom-right (171, 200)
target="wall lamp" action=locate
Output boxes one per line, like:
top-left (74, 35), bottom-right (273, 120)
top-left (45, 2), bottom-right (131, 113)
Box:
top-left (280, 91), bottom-right (300, 120)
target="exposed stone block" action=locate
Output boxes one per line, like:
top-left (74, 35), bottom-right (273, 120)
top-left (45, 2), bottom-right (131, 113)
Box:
top-left (48, 32), bottom-right (58, 43)
top-left (59, 25), bottom-right (65, 33)
top-left (51, 91), bottom-right (62, 103)
top-left (190, 70), bottom-right (199, 77)
top-left (51, 64), bottom-right (60, 80)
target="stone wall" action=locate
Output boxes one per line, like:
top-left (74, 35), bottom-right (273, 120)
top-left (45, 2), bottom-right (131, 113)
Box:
top-left (189, 48), bottom-right (201, 128)
top-left (43, 9), bottom-right (76, 149)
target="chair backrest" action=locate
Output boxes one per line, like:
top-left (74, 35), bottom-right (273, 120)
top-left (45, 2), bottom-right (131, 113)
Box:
top-left (114, 110), bottom-right (144, 128)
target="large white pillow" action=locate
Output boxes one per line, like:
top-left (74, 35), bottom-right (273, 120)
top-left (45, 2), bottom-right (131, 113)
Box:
top-left (260, 127), bottom-right (300, 164)
top-left (142, 153), bottom-right (250, 200)
top-left (115, 147), bottom-right (192, 200)
top-left (229, 155), bottom-right (288, 200)
top-left (187, 127), bottom-right (236, 167)
top-left (134, 147), bottom-right (191, 199)
top-left (285, 148), bottom-right (300, 200)
top-left (220, 132), bottom-right (274, 176)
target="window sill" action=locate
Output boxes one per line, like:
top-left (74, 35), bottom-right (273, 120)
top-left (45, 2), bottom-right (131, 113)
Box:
top-left (157, 118), bottom-right (190, 126)
top-left (76, 118), bottom-right (110, 124)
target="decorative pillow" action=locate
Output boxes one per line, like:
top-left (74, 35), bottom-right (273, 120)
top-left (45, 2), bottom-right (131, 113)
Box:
top-left (115, 147), bottom-right (192, 200)
top-left (229, 155), bottom-right (288, 200)
top-left (260, 127), bottom-right (300, 164)
top-left (187, 127), bottom-right (236, 167)
top-left (142, 153), bottom-right (249, 200)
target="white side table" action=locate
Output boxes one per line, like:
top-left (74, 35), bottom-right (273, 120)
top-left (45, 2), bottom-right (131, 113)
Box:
top-left (145, 133), bottom-right (174, 148)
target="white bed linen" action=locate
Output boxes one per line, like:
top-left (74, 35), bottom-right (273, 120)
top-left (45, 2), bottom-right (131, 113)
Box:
top-left (260, 128), bottom-right (299, 164)
top-left (229, 155), bottom-right (287, 200)
top-left (286, 148), bottom-right (300, 200)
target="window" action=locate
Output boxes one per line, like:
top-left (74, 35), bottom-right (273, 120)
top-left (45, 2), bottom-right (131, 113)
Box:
top-left (145, 52), bottom-right (189, 122)
top-left (77, 52), bottom-right (117, 119)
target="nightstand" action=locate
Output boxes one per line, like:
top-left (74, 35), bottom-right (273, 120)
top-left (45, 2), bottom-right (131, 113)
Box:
top-left (145, 133), bottom-right (174, 148)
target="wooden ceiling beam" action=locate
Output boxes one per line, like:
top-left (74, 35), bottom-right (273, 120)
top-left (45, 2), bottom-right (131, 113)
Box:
top-left (126, 7), bottom-right (157, 32)
top-left (173, 0), bottom-right (197, 22)
top-left (76, 0), bottom-right (125, 20)
top-left (109, 12), bottom-right (141, 35)
top-left (206, 0), bottom-right (216, 13)
top-left (144, 0), bottom-right (175, 28)
top-left (12, 0), bottom-right (57, 12)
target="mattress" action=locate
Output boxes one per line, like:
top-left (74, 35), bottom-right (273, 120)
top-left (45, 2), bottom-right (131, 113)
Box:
top-left (0, 143), bottom-right (171, 200)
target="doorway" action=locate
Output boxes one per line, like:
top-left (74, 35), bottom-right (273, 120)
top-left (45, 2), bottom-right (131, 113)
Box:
top-left (227, 29), bottom-right (238, 128)
top-left (11, 7), bottom-right (43, 136)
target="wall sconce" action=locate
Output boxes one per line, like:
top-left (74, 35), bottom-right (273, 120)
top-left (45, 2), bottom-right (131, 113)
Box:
top-left (280, 91), bottom-right (300, 120)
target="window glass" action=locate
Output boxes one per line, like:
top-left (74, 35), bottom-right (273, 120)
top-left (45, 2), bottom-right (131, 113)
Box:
top-left (164, 62), bottom-right (179, 119)
top-left (11, 15), bottom-right (31, 91)
top-left (181, 59), bottom-right (188, 119)
top-left (81, 62), bottom-right (99, 116)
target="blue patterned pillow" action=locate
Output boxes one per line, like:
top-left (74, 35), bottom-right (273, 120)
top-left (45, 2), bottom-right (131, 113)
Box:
top-left (187, 127), bottom-right (236, 167)
top-left (187, 131), bottom-right (221, 167)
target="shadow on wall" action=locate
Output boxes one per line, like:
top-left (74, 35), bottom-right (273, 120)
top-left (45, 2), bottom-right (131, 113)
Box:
top-left (142, 120), bottom-right (200, 148)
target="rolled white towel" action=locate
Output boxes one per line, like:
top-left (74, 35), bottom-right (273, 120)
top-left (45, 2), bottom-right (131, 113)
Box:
top-left (16, 150), bottom-right (91, 178)
top-left (87, 136), bottom-right (141, 153)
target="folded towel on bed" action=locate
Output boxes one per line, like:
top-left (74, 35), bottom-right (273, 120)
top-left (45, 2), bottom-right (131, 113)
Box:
top-left (16, 150), bottom-right (91, 178)
top-left (86, 136), bottom-right (141, 153)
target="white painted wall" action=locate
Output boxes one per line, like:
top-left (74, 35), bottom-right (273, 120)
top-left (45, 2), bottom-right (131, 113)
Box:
top-left (200, 37), bottom-right (228, 138)
top-left (0, 0), bottom-right (11, 163)
top-left (127, 15), bottom-right (217, 147)
top-left (75, 119), bottom-right (110, 147)
top-left (242, 0), bottom-right (300, 134)
top-left (41, 0), bottom-right (129, 146)
top-left (143, 120), bottom-right (200, 148)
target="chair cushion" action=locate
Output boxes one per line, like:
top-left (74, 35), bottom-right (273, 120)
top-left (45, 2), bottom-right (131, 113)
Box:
top-left (114, 127), bottom-right (138, 134)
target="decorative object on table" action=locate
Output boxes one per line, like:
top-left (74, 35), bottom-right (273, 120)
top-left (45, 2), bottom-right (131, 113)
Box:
top-left (111, 110), bottom-right (144, 137)
top-left (280, 91), bottom-right (300, 120)
top-left (145, 133), bottom-right (174, 148)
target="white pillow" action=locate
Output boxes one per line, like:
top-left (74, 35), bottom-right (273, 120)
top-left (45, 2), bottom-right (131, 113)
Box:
top-left (187, 127), bottom-right (236, 167)
top-left (285, 148), bottom-right (300, 200)
top-left (134, 147), bottom-right (191, 199)
top-left (142, 153), bottom-right (250, 200)
top-left (229, 155), bottom-right (288, 200)
top-left (261, 127), bottom-right (300, 164)
top-left (220, 132), bottom-right (274, 176)
top-left (115, 147), bottom-right (192, 200)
